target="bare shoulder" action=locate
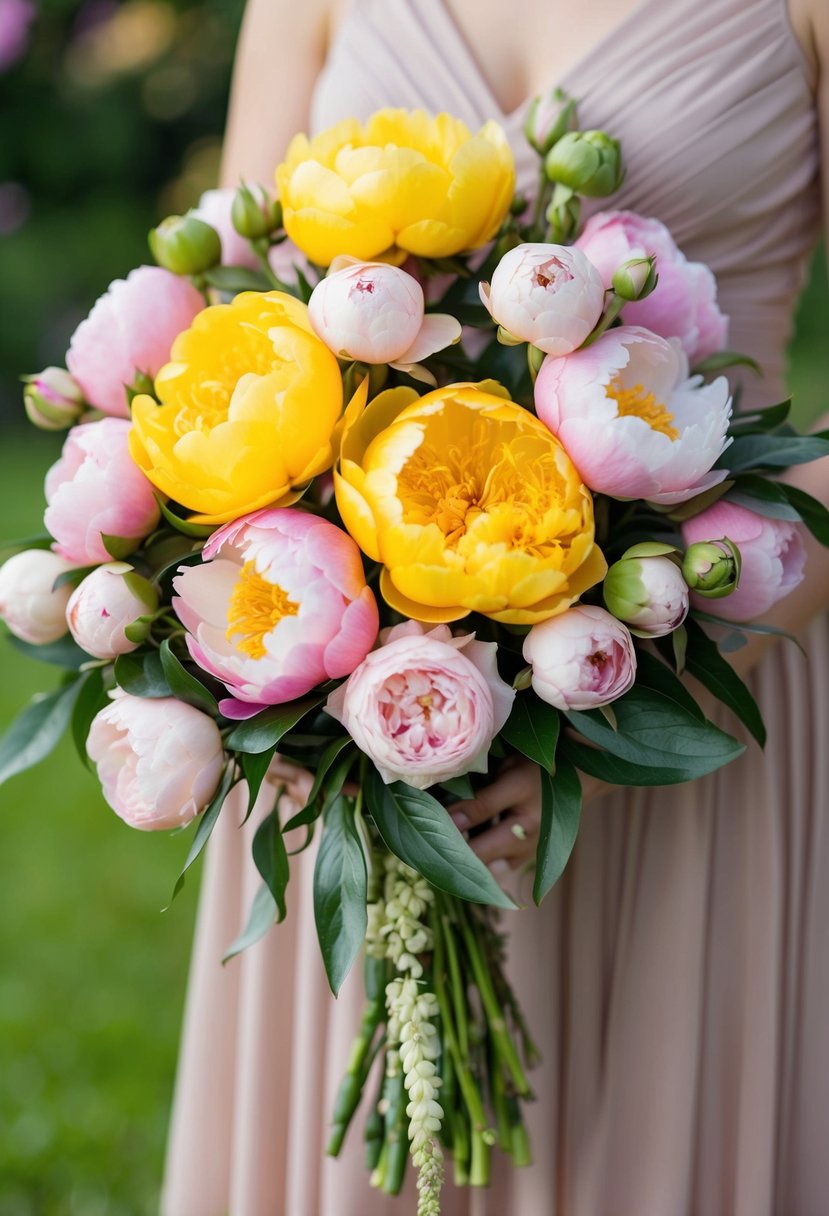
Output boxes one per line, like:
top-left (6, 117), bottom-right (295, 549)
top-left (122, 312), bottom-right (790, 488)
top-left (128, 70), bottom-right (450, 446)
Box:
top-left (788, 0), bottom-right (827, 86)
top-left (237, 0), bottom-right (331, 46)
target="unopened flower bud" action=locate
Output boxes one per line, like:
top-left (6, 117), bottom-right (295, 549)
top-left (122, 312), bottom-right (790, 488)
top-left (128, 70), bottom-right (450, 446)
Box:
top-left (545, 189), bottom-right (581, 245)
top-left (524, 89), bottom-right (577, 156)
top-left (0, 549), bottom-right (75, 644)
top-left (603, 554), bottom-right (689, 637)
top-left (681, 539), bottom-right (741, 598)
top-left (23, 367), bottom-right (84, 431)
top-left (149, 214), bottom-right (222, 275)
top-left (67, 564), bottom-right (158, 659)
top-left (545, 130), bottom-right (624, 197)
top-left (230, 182), bottom-right (283, 241)
top-left (611, 256), bottom-right (658, 302)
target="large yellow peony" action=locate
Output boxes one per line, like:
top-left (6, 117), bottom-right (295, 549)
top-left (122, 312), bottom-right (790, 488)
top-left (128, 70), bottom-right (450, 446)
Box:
top-left (276, 109), bottom-right (516, 267)
top-left (334, 383), bottom-right (606, 625)
top-left (128, 292), bottom-right (343, 525)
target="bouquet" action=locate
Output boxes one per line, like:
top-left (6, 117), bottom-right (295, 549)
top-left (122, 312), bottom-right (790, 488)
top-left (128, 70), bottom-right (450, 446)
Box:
top-left (3, 94), bottom-right (828, 1213)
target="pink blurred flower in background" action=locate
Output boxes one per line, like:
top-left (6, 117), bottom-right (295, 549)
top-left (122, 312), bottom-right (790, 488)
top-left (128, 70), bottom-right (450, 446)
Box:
top-left (574, 210), bottom-right (728, 363)
top-left (682, 500), bottom-right (806, 621)
top-left (193, 186), bottom-right (309, 287)
top-left (0, 0), bottom-right (35, 73)
top-left (325, 621), bottom-right (514, 789)
top-left (522, 604), bottom-right (637, 710)
top-left (86, 690), bottom-right (224, 831)
top-left (0, 548), bottom-right (75, 644)
top-left (173, 507), bottom-right (379, 718)
top-left (66, 265), bottom-right (203, 417)
top-left (44, 418), bottom-right (161, 564)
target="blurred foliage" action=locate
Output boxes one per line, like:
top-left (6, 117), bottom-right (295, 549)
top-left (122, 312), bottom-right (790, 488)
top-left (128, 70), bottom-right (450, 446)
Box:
top-left (0, 0), bottom-right (245, 423)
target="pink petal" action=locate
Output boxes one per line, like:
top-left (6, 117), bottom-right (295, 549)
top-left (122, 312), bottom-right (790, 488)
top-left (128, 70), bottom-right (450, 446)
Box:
top-left (396, 313), bottom-right (462, 364)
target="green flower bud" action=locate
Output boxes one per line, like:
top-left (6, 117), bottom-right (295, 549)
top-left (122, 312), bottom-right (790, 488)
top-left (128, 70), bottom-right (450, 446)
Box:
top-left (611, 256), bottom-right (658, 302)
top-left (681, 539), bottom-right (741, 598)
top-left (230, 182), bottom-right (283, 241)
top-left (545, 187), bottom-right (581, 245)
top-left (523, 89), bottom-right (577, 156)
top-left (23, 368), bottom-right (85, 431)
top-left (544, 130), bottom-right (624, 197)
top-left (149, 214), bottom-right (222, 275)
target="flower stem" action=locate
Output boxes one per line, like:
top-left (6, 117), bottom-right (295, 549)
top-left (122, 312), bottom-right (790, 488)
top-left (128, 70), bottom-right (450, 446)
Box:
top-left (431, 908), bottom-right (491, 1134)
top-left (469, 1129), bottom-right (491, 1187)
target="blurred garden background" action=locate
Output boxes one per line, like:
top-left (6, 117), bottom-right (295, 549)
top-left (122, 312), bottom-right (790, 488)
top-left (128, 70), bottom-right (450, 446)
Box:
top-left (0, 3), bottom-right (827, 1214)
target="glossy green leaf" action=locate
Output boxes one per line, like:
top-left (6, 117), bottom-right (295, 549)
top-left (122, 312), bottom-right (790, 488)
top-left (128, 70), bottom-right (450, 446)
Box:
top-left (0, 678), bottom-right (84, 787)
top-left (634, 650), bottom-right (704, 720)
top-left (683, 619), bottom-right (766, 746)
top-left (223, 883), bottom-right (278, 963)
top-left (225, 693), bottom-right (327, 754)
top-left (691, 350), bottom-right (762, 377)
top-left (693, 610), bottom-right (806, 652)
top-left (500, 692), bottom-right (560, 771)
top-left (154, 495), bottom-right (216, 538)
top-left (70, 667), bottom-right (109, 768)
top-left (171, 764), bottom-right (236, 900)
top-left (559, 736), bottom-right (736, 786)
top-left (114, 649), bottom-right (172, 698)
top-left (52, 564), bottom-right (99, 590)
top-left (439, 774), bottom-right (476, 800)
top-left (313, 794), bottom-right (367, 995)
top-left (533, 760), bottom-right (582, 904)
top-left (8, 633), bottom-right (90, 669)
top-left (726, 474), bottom-right (802, 521)
top-left (202, 264), bottom-right (272, 293)
top-left (252, 807), bottom-right (290, 922)
top-left (241, 747), bottom-right (277, 819)
top-left (365, 772), bottom-right (516, 910)
top-left (0, 532), bottom-right (53, 560)
top-left (282, 736), bottom-right (353, 831)
top-left (101, 533), bottom-right (142, 560)
top-left (780, 483), bottom-right (829, 546)
top-left (727, 399), bottom-right (791, 435)
top-left (721, 431), bottom-right (829, 473)
top-left (159, 639), bottom-right (218, 715)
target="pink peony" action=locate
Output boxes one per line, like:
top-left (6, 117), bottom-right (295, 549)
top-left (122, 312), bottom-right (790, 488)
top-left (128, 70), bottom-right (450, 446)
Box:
top-left (682, 500), bottom-right (806, 621)
top-left (574, 210), bottom-right (728, 363)
top-left (479, 242), bottom-right (605, 355)
top-left (325, 621), bottom-right (514, 789)
top-left (173, 507), bottom-right (379, 718)
top-left (67, 563), bottom-right (157, 660)
top-left (535, 325), bottom-right (731, 504)
top-left (308, 259), bottom-right (460, 369)
top-left (0, 548), bottom-right (75, 644)
top-left (44, 418), bottom-right (161, 565)
top-left (66, 265), bottom-right (203, 417)
top-left (523, 604), bottom-right (637, 710)
top-left (86, 690), bottom-right (224, 831)
top-left (603, 554), bottom-right (690, 638)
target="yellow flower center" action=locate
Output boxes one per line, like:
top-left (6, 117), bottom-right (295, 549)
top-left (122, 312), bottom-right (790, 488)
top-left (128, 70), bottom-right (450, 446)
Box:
top-left (606, 378), bottom-right (679, 440)
top-left (226, 562), bottom-right (299, 659)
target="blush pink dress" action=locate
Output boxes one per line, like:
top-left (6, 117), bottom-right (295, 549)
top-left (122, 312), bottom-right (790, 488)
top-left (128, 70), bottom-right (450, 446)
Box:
top-left (161, 1), bottom-right (829, 1213)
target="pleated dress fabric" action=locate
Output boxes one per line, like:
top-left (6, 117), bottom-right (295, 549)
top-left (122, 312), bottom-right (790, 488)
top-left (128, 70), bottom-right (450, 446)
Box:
top-left (161, 1), bottom-right (828, 1213)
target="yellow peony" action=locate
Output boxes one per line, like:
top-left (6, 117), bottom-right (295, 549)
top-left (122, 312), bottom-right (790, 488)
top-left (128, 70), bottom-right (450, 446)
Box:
top-left (128, 292), bottom-right (344, 525)
top-left (276, 109), bottom-right (516, 267)
top-left (334, 383), bottom-right (606, 625)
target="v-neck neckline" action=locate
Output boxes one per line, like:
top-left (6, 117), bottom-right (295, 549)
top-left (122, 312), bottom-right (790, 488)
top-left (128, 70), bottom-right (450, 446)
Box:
top-left (431, 0), bottom-right (660, 123)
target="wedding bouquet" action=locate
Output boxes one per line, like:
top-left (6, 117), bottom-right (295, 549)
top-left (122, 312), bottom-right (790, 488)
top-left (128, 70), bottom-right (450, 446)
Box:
top-left (3, 94), bottom-right (828, 1213)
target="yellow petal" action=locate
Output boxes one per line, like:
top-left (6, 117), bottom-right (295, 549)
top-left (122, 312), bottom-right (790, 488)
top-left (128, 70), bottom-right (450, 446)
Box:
top-left (380, 568), bottom-right (469, 623)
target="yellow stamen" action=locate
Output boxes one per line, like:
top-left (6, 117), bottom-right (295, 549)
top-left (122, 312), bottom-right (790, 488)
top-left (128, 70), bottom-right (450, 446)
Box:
top-left (606, 378), bottom-right (679, 440)
top-left (226, 561), bottom-right (299, 659)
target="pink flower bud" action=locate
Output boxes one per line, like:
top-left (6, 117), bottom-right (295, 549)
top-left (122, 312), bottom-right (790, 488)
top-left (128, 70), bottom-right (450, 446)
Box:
top-left (66, 265), bottom-right (203, 417)
top-left (681, 501), bottom-right (806, 621)
top-left (86, 690), bottom-right (224, 831)
top-left (479, 243), bottom-right (605, 355)
top-left (44, 418), bottom-right (161, 565)
top-left (522, 605), bottom-right (637, 710)
top-left (603, 554), bottom-right (690, 637)
top-left (67, 564), bottom-right (158, 659)
top-left (308, 260), bottom-right (460, 368)
top-left (23, 367), bottom-right (84, 431)
top-left (0, 548), bottom-right (75, 644)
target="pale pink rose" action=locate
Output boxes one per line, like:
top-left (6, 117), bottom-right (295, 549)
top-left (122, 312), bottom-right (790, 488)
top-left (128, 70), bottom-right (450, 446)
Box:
top-left (325, 621), bottom-right (515, 790)
top-left (575, 210), bottom-right (728, 363)
top-left (67, 563), bottom-right (158, 659)
top-left (682, 500), bottom-right (806, 621)
top-left (66, 265), bottom-right (203, 417)
top-left (603, 555), bottom-right (690, 637)
top-left (173, 508), bottom-right (379, 718)
top-left (523, 605), bottom-right (637, 710)
top-left (86, 690), bottom-right (224, 831)
top-left (479, 242), bottom-right (605, 355)
top-left (44, 418), bottom-right (161, 565)
top-left (0, 548), bottom-right (75, 644)
top-left (308, 260), bottom-right (460, 370)
top-left (535, 325), bottom-right (732, 504)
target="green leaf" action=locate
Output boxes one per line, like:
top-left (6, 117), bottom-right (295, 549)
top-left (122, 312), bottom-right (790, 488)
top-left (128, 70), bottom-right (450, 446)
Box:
top-left (171, 764), bottom-right (236, 900)
top-left (780, 483), bottom-right (829, 546)
top-left (159, 639), bottom-right (218, 715)
top-left (223, 883), bottom-right (278, 963)
top-left (559, 736), bottom-right (733, 786)
top-left (101, 533), bottom-right (142, 560)
top-left (726, 475), bottom-right (802, 521)
top-left (70, 667), bottom-right (109, 768)
top-left (692, 610), bottom-right (806, 652)
top-left (313, 794), bottom-right (368, 995)
top-left (241, 747), bottom-right (277, 819)
top-left (225, 693), bottom-right (327, 754)
top-left (683, 619), bottom-right (767, 746)
top-left (8, 633), bottom-right (90, 669)
top-left (500, 692), bottom-right (560, 771)
top-left (252, 807), bottom-right (290, 922)
top-left (533, 761), bottom-right (582, 904)
top-left (439, 774), bottom-right (476, 800)
top-left (620, 541), bottom-right (678, 559)
top-left (365, 772), bottom-right (516, 910)
top-left (727, 399), bottom-right (791, 435)
top-left (154, 495), bottom-right (216, 538)
top-left (0, 679), bottom-right (85, 787)
top-left (634, 650), bottom-right (704, 720)
top-left (691, 350), bottom-right (762, 377)
top-left (0, 532), bottom-right (54, 561)
top-left (282, 736), bottom-right (353, 831)
top-left (721, 431), bottom-right (829, 473)
top-left (52, 564), bottom-right (99, 590)
top-left (202, 263), bottom-right (272, 293)
top-left (114, 649), bottom-right (172, 698)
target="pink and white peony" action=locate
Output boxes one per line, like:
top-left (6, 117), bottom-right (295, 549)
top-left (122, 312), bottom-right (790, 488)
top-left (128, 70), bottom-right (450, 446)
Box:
top-left (67, 563), bottom-right (158, 660)
top-left (523, 604), bottom-right (637, 710)
top-left (325, 621), bottom-right (514, 789)
top-left (308, 260), bottom-right (461, 370)
top-left (86, 690), bottom-right (224, 831)
top-left (603, 554), bottom-right (690, 637)
top-left (574, 210), bottom-right (728, 363)
top-left (173, 508), bottom-right (379, 718)
top-left (0, 548), bottom-right (75, 644)
top-left (535, 325), bottom-right (732, 504)
top-left (44, 418), bottom-right (161, 565)
top-left (479, 242), bottom-right (605, 355)
top-left (66, 265), bottom-right (203, 417)
top-left (682, 500), bottom-right (806, 621)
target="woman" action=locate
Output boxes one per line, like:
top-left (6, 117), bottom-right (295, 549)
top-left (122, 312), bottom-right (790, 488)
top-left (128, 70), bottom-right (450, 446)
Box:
top-left (163, 1), bottom-right (829, 1212)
